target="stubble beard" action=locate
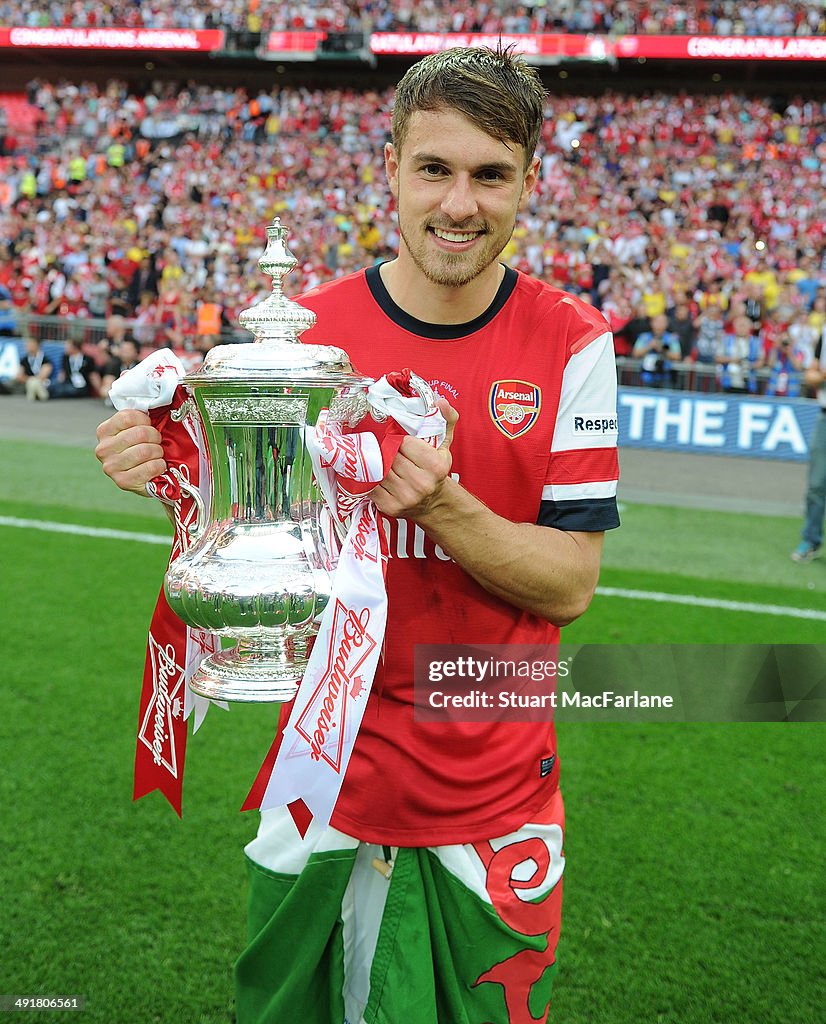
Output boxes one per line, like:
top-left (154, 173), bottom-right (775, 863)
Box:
top-left (398, 217), bottom-right (514, 289)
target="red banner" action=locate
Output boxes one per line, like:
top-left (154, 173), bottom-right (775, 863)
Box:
top-left (4, 26), bottom-right (822, 60)
top-left (265, 30), bottom-right (326, 54)
top-left (369, 31), bottom-right (826, 62)
top-left (0, 27), bottom-right (225, 50)
top-left (615, 34), bottom-right (826, 60)
top-left (369, 32), bottom-right (608, 60)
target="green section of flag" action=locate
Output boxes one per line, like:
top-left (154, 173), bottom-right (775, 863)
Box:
top-left (366, 849), bottom-right (557, 1024)
top-left (237, 844), bottom-right (559, 1024)
top-left (236, 851), bottom-right (356, 1024)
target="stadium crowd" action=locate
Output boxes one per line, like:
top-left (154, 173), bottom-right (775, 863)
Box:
top-left (0, 0), bottom-right (824, 36)
top-left (0, 77), bottom-right (825, 398)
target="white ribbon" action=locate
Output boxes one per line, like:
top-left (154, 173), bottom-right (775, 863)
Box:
top-left (260, 378), bottom-right (446, 828)
top-left (109, 347), bottom-right (185, 411)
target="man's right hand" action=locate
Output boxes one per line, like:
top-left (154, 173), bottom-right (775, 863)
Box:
top-left (95, 409), bottom-right (167, 495)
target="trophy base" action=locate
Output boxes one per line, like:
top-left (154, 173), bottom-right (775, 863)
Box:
top-left (189, 645), bottom-right (305, 703)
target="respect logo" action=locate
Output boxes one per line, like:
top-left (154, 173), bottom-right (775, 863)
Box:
top-left (572, 414), bottom-right (618, 435)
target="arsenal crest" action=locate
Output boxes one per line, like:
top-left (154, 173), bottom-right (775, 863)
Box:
top-left (489, 380), bottom-right (542, 438)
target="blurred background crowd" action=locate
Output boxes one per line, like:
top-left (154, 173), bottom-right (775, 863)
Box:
top-left (0, 7), bottom-right (825, 400)
top-left (1, 0), bottom-right (825, 36)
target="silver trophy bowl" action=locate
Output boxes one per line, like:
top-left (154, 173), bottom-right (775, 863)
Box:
top-left (164, 218), bottom-right (371, 702)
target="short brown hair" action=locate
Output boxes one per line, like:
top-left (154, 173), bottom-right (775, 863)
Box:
top-left (391, 46), bottom-right (546, 168)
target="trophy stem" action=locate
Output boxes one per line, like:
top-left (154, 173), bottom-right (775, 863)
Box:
top-left (189, 634), bottom-right (312, 703)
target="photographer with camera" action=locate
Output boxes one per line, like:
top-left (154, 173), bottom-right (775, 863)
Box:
top-left (632, 313), bottom-right (683, 388)
top-left (716, 314), bottom-right (763, 394)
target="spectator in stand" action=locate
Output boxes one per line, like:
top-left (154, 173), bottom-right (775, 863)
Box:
top-left (154, 284), bottom-right (186, 349)
top-left (85, 268), bottom-right (111, 320)
top-left (118, 338), bottom-right (141, 374)
top-left (693, 304), bottom-right (726, 367)
top-left (93, 335), bottom-right (123, 400)
top-left (159, 248), bottom-right (185, 291)
top-left (791, 254), bottom-right (823, 309)
top-left (98, 336), bottom-right (141, 405)
top-left (600, 290), bottom-right (635, 356)
top-left (744, 257), bottom-right (780, 311)
top-left (195, 286), bottom-right (227, 340)
top-left (788, 308), bottom-right (820, 367)
top-left (623, 300), bottom-right (653, 350)
top-left (131, 291), bottom-right (161, 348)
top-left (50, 338), bottom-right (97, 399)
top-left (808, 295), bottom-right (826, 333)
top-left (0, 281), bottom-right (17, 335)
top-left (760, 305), bottom-right (792, 358)
top-left (588, 238), bottom-right (615, 307)
top-left (667, 297), bottom-right (696, 359)
top-left (633, 313), bottom-right (682, 388)
top-left (108, 271), bottom-right (134, 318)
top-left (15, 336), bottom-right (54, 401)
top-left (696, 276), bottom-right (729, 314)
top-left (355, 218), bottom-right (381, 257)
top-left (738, 278), bottom-right (767, 326)
top-left (717, 314), bottom-right (763, 393)
top-left (126, 255), bottom-right (158, 313)
top-left (765, 334), bottom-right (804, 397)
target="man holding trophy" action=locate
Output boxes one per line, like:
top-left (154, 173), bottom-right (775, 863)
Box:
top-left (95, 46), bottom-right (619, 1024)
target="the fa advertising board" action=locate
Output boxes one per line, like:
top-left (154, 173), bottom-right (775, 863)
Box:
top-left (618, 387), bottom-right (821, 462)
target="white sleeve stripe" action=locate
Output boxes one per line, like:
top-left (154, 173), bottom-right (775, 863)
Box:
top-left (550, 330), bottom-right (619, 455)
top-left (542, 481), bottom-right (618, 501)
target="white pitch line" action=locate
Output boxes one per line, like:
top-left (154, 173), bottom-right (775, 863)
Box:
top-left (596, 586), bottom-right (826, 622)
top-left (2, 515), bottom-right (824, 622)
top-left (0, 515), bottom-right (170, 546)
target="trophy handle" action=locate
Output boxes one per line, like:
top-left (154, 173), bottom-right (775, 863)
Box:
top-left (328, 373), bottom-right (437, 428)
top-left (328, 385), bottom-right (382, 427)
top-left (407, 372), bottom-right (438, 413)
top-left (172, 471), bottom-right (208, 539)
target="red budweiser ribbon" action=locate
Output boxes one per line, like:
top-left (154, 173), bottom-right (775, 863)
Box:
top-left (133, 389), bottom-right (217, 813)
top-left (244, 371), bottom-right (445, 833)
top-left (111, 350), bottom-right (220, 815)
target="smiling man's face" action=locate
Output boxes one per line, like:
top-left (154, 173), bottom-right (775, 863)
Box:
top-left (385, 107), bottom-right (538, 291)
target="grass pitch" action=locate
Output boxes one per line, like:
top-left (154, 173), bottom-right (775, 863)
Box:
top-left (1, 437), bottom-right (824, 1023)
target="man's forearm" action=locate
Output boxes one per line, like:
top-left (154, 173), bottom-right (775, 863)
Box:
top-left (415, 477), bottom-right (603, 626)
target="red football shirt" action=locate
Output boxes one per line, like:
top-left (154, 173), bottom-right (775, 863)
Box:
top-left (295, 265), bottom-right (619, 845)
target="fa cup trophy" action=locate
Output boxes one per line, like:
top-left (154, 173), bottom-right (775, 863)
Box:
top-left (164, 219), bottom-right (371, 703)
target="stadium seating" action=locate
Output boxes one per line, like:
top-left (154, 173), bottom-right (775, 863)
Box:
top-left (0, 22), bottom-right (824, 398)
top-left (0, 0), bottom-right (823, 34)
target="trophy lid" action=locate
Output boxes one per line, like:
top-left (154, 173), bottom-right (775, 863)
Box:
top-left (186, 217), bottom-right (363, 384)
